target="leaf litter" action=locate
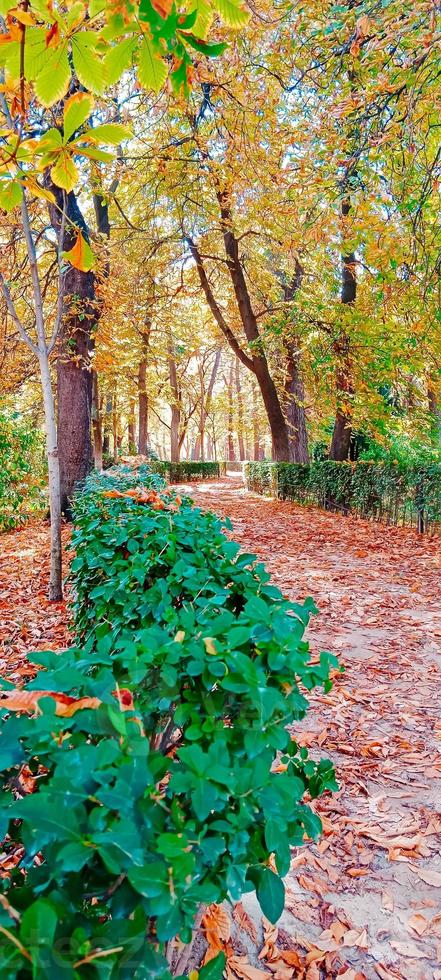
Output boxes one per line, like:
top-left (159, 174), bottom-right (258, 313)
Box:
top-left (1, 478), bottom-right (441, 979)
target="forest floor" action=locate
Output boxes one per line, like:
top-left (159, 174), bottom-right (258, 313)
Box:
top-left (1, 476), bottom-right (441, 980)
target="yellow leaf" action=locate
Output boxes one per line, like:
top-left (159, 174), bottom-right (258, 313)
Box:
top-left (203, 637), bottom-right (217, 655)
top-left (50, 150), bottom-right (79, 192)
top-left (63, 231), bottom-right (96, 272)
top-left (10, 7), bottom-right (36, 25)
top-left (174, 630), bottom-right (185, 642)
top-left (21, 177), bottom-right (55, 203)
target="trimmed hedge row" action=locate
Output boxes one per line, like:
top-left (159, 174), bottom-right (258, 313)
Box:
top-left (244, 460), bottom-right (441, 531)
top-left (151, 461), bottom-right (227, 482)
top-left (0, 464), bottom-right (337, 977)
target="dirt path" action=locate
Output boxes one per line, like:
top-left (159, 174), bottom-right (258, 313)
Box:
top-left (1, 480), bottom-right (441, 979)
top-left (180, 476), bottom-right (441, 980)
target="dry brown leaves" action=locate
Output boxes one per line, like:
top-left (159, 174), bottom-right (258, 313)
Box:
top-left (185, 477), bottom-right (441, 980)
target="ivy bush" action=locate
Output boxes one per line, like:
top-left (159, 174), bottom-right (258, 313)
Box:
top-left (245, 460), bottom-right (441, 531)
top-left (0, 409), bottom-right (46, 531)
top-left (0, 465), bottom-right (337, 977)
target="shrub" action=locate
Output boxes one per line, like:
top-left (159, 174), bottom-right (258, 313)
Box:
top-left (0, 409), bottom-right (46, 531)
top-left (0, 466), bottom-right (337, 976)
top-left (149, 461), bottom-right (226, 482)
top-left (244, 460), bottom-right (441, 531)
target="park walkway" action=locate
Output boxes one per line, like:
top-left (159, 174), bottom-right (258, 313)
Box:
top-left (1, 476), bottom-right (441, 978)
top-left (180, 476), bottom-right (441, 980)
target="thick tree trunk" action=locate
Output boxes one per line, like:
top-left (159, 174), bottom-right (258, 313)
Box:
top-left (329, 199), bottom-right (356, 462)
top-left (47, 188), bottom-right (96, 515)
top-left (284, 340), bottom-right (309, 463)
top-left (253, 358), bottom-right (290, 460)
top-left (92, 370), bottom-right (103, 470)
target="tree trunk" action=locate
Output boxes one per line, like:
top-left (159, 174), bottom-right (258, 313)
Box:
top-left (92, 370), bottom-right (103, 470)
top-left (112, 393), bottom-right (118, 463)
top-left (46, 187), bottom-right (97, 516)
top-left (226, 364), bottom-right (236, 461)
top-left (39, 351), bottom-right (63, 601)
top-left (251, 382), bottom-right (261, 461)
top-left (329, 198), bottom-right (356, 461)
top-left (187, 203), bottom-right (291, 461)
top-left (168, 342), bottom-right (181, 463)
top-left (235, 358), bottom-right (246, 460)
top-left (428, 381), bottom-right (441, 445)
top-left (138, 322), bottom-right (151, 454)
top-left (128, 399), bottom-right (136, 453)
top-left (284, 340), bottom-right (309, 463)
top-left (253, 358), bottom-right (290, 460)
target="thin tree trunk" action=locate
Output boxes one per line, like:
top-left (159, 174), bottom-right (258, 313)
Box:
top-left (187, 207), bottom-right (291, 461)
top-left (428, 381), bottom-right (441, 445)
top-left (128, 399), bottom-right (136, 453)
top-left (235, 358), bottom-right (245, 460)
top-left (138, 322), bottom-right (151, 454)
top-left (251, 382), bottom-right (261, 461)
top-left (198, 364), bottom-right (206, 462)
top-left (112, 392), bottom-right (118, 463)
top-left (39, 351), bottom-right (63, 601)
top-left (168, 340), bottom-right (181, 463)
top-left (92, 370), bottom-right (103, 470)
top-left (226, 364), bottom-right (236, 461)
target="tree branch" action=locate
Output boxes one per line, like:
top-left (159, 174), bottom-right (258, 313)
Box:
top-left (185, 236), bottom-right (254, 373)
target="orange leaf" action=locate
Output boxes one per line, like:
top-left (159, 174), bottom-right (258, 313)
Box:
top-left (151, 0), bottom-right (173, 17)
top-left (0, 690), bottom-right (101, 716)
top-left (45, 22), bottom-right (60, 47)
top-left (63, 231), bottom-right (95, 272)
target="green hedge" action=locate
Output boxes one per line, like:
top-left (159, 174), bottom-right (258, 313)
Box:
top-left (150, 461), bottom-right (226, 482)
top-left (0, 464), bottom-right (337, 977)
top-left (245, 460), bottom-right (441, 531)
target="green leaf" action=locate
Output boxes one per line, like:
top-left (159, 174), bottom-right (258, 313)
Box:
top-left (138, 36), bottom-right (168, 93)
top-left (76, 146), bottom-right (114, 163)
top-left (199, 953), bottom-right (227, 980)
top-left (105, 37), bottom-right (137, 84)
top-left (87, 123), bottom-right (131, 144)
top-left (0, 180), bottom-right (22, 213)
top-left (128, 862), bottom-right (168, 898)
top-left (254, 867), bottom-right (285, 923)
top-left (21, 900), bottom-right (57, 948)
top-left (34, 44), bottom-right (70, 107)
top-left (72, 33), bottom-right (106, 94)
top-left (179, 33), bottom-right (227, 57)
top-left (187, 0), bottom-right (213, 39)
top-left (63, 92), bottom-right (94, 143)
top-left (211, 0), bottom-right (249, 27)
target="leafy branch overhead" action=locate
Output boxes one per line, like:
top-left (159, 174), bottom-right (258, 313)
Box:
top-left (0, 0), bottom-right (247, 109)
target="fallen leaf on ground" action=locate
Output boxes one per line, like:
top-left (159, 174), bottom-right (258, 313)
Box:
top-left (389, 940), bottom-right (426, 958)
